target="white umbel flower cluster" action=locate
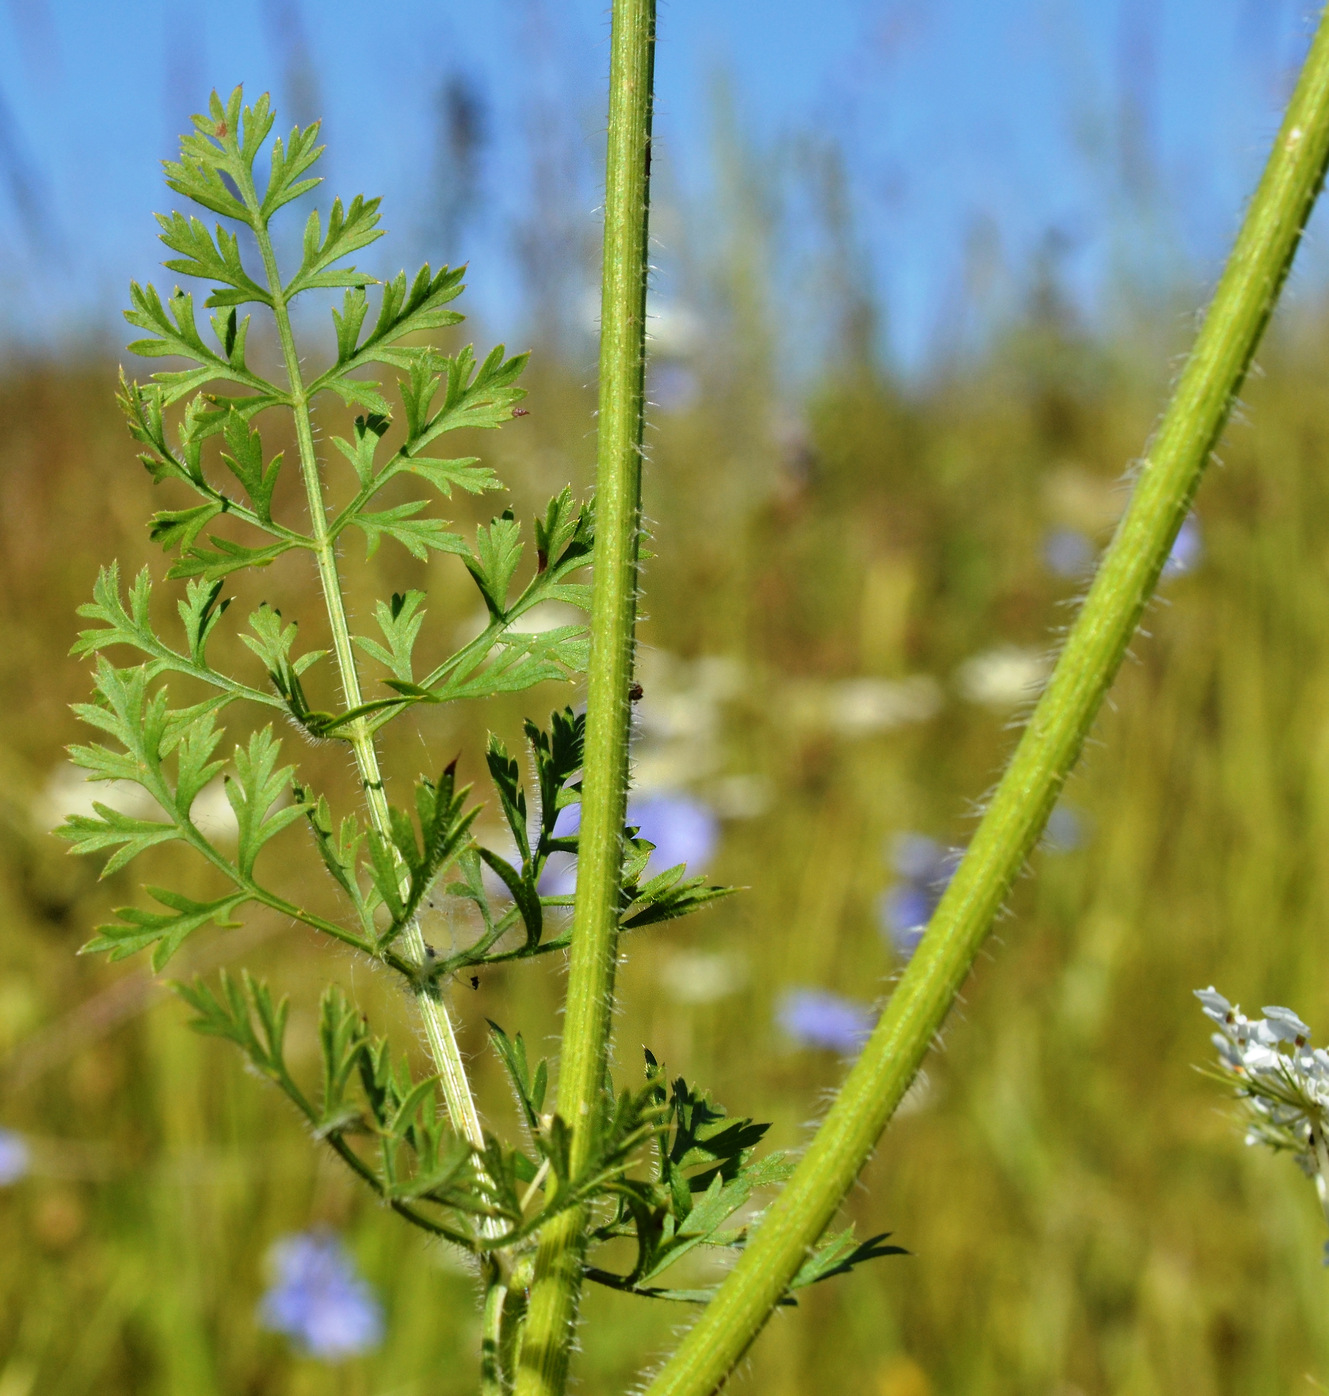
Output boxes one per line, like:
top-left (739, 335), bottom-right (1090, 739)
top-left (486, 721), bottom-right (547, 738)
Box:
top-left (1196, 987), bottom-right (1329, 1241)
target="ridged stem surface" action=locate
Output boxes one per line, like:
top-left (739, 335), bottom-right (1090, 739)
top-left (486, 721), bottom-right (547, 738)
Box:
top-left (513, 0), bottom-right (656, 1392)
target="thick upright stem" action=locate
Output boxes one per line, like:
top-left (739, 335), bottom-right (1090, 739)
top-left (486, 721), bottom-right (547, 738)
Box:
top-left (643, 9), bottom-right (1329, 1395)
top-left (243, 195), bottom-right (487, 1158)
top-left (513, 2), bottom-right (656, 1392)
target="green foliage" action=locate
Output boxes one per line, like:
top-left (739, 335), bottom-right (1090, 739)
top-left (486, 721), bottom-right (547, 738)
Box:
top-left (67, 89), bottom-right (610, 977)
top-left (60, 83), bottom-right (764, 1393)
top-left (482, 1039), bottom-right (899, 1304)
top-left (173, 972), bottom-right (849, 1290)
top-left (177, 973), bottom-right (490, 1248)
top-left (619, 831), bottom-right (736, 931)
top-left (366, 761), bottom-right (478, 951)
top-left (56, 655), bottom-right (330, 969)
top-left (225, 728), bottom-right (309, 878)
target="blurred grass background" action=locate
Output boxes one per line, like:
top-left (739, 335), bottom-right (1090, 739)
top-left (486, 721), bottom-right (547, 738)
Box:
top-left (8, 73), bottom-right (1329, 1394)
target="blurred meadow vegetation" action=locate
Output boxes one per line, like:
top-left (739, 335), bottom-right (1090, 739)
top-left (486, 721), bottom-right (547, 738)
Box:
top-left (6, 91), bottom-right (1329, 1396)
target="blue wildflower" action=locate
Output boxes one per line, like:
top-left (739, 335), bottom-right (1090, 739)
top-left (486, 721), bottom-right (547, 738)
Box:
top-left (1043, 527), bottom-right (1095, 578)
top-left (877, 834), bottom-right (956, 959)
top-left (258, 1231), bottom-right (383, 1360)
top-left (632, 793), bottom-right (718, 872)
top-left (1043, 804), bottom-right (1085, 852)
top-left (0, 1129), bottom-right (29, 1186)
top-left (649, 362), bottom-right (700, 412)
top-left (777, 989), bottom-right (874, 1056)
top-left (540, 793), bottom-right (719, 897)
top-left (1162, 514), bottom-right (1202, 577)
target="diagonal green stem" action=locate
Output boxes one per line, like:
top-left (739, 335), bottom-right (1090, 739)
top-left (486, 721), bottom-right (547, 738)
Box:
top-left (642, 8), bottom-right (1329, 1394)
top-left (235, 179), bottom-right (489, 1163)
top-left (513, 1), bottom-right (656, 1392)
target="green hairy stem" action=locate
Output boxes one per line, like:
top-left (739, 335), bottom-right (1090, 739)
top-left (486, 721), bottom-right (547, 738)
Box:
top-left (238, 173), bottom-right (489, 1155)
top-left (642, 8), bottom-right (1329, 1395)
top-left (514, 0), bottom-right (657, 1391)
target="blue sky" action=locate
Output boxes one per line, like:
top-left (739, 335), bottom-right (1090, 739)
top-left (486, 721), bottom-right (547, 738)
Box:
top-left (0, 0), bottom-right (1319, 373)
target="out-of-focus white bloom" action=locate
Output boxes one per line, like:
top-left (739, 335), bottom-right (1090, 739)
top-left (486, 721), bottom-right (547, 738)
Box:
top-left (707, 774), bottom-right (773, 820)
top-left (504, 601), bottom-right (583, 635)
top-left (33, 762), bottom-right (157, 832)
top-left (660, 950), bottom-right (748, 1005)
top-left (955, 646), bottom-right (1050, 707)
top-left (1196, 987), bottom-right (1329, 1248)
top-left (645, 300), bottom-right (703, 358)
top-left (629, 651), bottom-right (740, 792)
top-left (0, 1129), bottom-right (30, 1186)
top-left (785, 676), bottom-right (942, 736)
top-left (635, 689), bottom-right (718, 743)
top-left (1043, 464), bottom-right (1123, 534)
top-left (583, 291), bottom-right (703, 359)
top-left (895, 1071), bottom-right (935, 1119)
top-left (191, 778), bottom-right (240, 842)
top-left (826, 677), bottom-right (942, 735)
top-left (690, 656), bottom-right (745, 703)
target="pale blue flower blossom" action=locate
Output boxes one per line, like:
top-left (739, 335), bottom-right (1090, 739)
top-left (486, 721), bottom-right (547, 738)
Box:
top-left (540, 793), bottom-right (718, 897)
top-left (0, 1129), bottom-right (29, 1186)
top-left (632, 793), bottom-right (718, 871)
top-left (1043, 804), bottom-right (1085, 853)
top-left (1163, 515), bottom-right (1202, 576)
top-left (1043, 527), bottom-right (1095, 578)
top-left (258, 1231), bottom-right (383, 1360)
top-left (878, 834), bottom-right (957, 959)
top-left (649, 363), bottom-right (700, 412)
top-left (777, 988), bottom-right (874, 1056)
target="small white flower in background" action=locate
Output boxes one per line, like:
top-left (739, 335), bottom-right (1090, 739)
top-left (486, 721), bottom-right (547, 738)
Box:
top-left (955, 646), bottom-right (1050, 708)
top-left (33, 762), bottom-right (157, 831)
top-left (190, 778), bottom-right (240, 843)
top-left (825, 676), bottom-right (942, 736)
top-left (0, 1128), bottom-right (30, 1186)
top-left (644, 298), bottom-right (704, 358)
top-left (782, 676), bottom-right (942, 737)
top-left (706, 774), bottom-right (773, 821)
top-left (1196, 987), bottom-right (1329, 1254)
top-left (660, 949), bottom-right (748, 1005)
top-left (503, 600), bottom-right (582, 636)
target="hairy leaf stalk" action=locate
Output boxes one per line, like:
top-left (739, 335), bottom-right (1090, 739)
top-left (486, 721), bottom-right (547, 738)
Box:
top-left (643, 8), bottom-right (1329, 1394)
top-left (242, 182), bottom-right (488, 1157)
top-left (515, 0), bottom-right (656, 1391)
